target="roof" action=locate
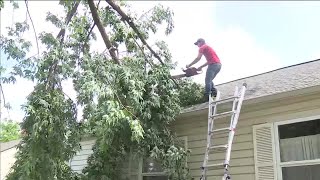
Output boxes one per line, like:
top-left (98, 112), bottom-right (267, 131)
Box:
top-left (182, 58), bottom-right (320, 113)
top-left (0, 139), bottom-right (20, 152)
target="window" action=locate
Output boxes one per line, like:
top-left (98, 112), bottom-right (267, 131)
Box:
top-left (125, 136), bottom-right (188, 180)
top-left (275, 118), bottom-right (320, 180)
top-left (141, 158), bottom-right (168, 180)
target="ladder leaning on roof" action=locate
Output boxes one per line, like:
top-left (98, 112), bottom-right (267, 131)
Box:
top-left (200, 83), bottom-right (247, 180)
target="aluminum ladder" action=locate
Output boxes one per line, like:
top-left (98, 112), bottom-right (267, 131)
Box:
top-left (200, 83), bottom-right (247, 180)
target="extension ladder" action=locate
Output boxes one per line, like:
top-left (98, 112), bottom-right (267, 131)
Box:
top-left (200, 83), bottom-right (247, 180)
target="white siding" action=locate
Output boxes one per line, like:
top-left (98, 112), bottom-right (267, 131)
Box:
top-left (69, 139), bottom-right (95, 173)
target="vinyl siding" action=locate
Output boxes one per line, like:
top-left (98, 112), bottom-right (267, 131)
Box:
top-left (69, 138), bottom-right (95, 173)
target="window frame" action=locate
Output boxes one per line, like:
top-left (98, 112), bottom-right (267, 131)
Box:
top-left (127, 136), bottom-right (188, 180)
top-left (274, 115), bottom-right (320, 180)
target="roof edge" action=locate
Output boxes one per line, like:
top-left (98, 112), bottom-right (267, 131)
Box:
top-left (215, 58), bottom-right (320, 87)
top-left (180, 84), bottom-right (320, 115)
top-left (0, 139), bottom-right (21, 152)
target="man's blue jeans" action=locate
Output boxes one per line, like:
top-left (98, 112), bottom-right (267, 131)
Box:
top-left (205, 63), bottom-right (221, 97)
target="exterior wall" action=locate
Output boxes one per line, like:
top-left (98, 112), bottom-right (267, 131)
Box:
top-left (0, 140), bottom-right (20, 180)
top-left (171, 90), bottom-right (320, 180)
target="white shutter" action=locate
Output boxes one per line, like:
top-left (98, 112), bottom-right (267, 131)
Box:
top-left (253, 123), bottom-right (277, 180)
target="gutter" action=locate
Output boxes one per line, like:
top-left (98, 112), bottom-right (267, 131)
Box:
top-left (180, 84), bottom-right (320, 115)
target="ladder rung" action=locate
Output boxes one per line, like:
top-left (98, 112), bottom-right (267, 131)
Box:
top-left (203, 163), bottom-right (224, 169)
top-left (212, 96), bottom-right (238, 104)
top-left (209, 144), bottom-right (228, 151)
top-left (210, 111), bottom-right (235, 119)
top-left (210, 127), bottom-right (230, 134)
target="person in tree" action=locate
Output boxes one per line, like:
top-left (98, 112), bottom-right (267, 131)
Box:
top-left (186, 38), bottom-right (222, 100)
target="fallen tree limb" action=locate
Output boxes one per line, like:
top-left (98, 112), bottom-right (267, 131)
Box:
top-left (106, 0), bottom-right (180, 87)
top-left (56, 1), bottom-right (80, 41)
top-left (47, 2), bottom-right (80, 90)
top-left (106, 0), bottom-right (164, 65)
top-left (88, 0), bottom-right (120, 64)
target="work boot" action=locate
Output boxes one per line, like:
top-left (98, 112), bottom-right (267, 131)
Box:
top-left (211, 88), bottom-right (217, 97)
top-left (201, 94), bottom-right (210, 103)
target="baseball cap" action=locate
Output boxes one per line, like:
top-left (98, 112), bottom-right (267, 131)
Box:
top-left (194, 38), bottom-right (205, 45)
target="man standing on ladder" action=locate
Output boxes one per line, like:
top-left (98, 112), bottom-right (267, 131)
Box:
top-left (186, 38), bottom-right (222, 101)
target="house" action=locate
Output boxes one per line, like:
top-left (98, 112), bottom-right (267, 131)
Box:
top-left (2, 59), bottom-right (320, 180)
top-left (70, 59), bottom-right (320, 180)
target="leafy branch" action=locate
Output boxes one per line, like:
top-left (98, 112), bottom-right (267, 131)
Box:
top-left (47, 1), bottom-right (79, 90)
top-left (106, 0), bottom-right (179, 87)
top-left (88, 0), bottom-right (120, 64)
top-left (106, 0), bottom-right (165, 65)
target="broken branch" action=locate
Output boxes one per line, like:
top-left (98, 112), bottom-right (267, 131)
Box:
top-left (88, 0), bottom-right (120, 64)
top-left (56, 1), bottom-right (80, 41)
top-left (47, 2), bottom-right (80, 90)
top-left (106, 0), bottom-right (165, 65)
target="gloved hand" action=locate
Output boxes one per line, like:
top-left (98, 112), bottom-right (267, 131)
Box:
top-left (197, 66), bottom-right (203, 71)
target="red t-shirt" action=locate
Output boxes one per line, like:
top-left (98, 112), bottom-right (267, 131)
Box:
top-left (199, 44), bottom-right (221, 64)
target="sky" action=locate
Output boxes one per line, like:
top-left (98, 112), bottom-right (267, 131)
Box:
top-left (1, 1), bottom-right (320, 122)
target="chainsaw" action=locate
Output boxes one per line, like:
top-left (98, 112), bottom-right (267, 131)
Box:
top-left (171, 67), bottom-right (203, 79)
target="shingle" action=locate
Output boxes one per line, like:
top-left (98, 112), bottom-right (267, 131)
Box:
top-left (182, 59), bottom-right (320, 113)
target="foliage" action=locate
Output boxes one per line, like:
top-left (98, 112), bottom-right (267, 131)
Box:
top-left (178, 79), bottom-right (206, 107)
top-left (0, 0), bottom-right (3, 10)
top-left (0, 1), bottom-right (204, 180)
top-left (0, 121), bottom-right (21, 142)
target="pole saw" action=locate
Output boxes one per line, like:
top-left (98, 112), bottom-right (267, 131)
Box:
top-left (171, 67), bottom-right (203, 79)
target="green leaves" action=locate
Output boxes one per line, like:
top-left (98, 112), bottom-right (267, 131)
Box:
top-left (178, 78), bottom-right (206, 107)
top-left (45, 12), bottom-right (64, 29)
top-left (129, 119), bottom-right (144, 142)
top-left (139, 4), bottom-right (175, 35)
top-left (6, 86), bottom-right (81, 180)
top-left (0, 121), bottom-right (21, 142)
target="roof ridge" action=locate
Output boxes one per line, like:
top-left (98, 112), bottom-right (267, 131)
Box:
top-left (216, 58), bottom-right (320, 86)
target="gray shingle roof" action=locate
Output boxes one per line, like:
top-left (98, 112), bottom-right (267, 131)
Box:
top-left (182, 59), bottom-right (320, 113)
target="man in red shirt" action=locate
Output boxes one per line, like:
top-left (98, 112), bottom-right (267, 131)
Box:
top-left (186, 38), bottom-right (221, 100)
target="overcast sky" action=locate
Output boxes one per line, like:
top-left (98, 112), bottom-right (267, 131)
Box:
top-left (1, 1), bottom-right (320, 122)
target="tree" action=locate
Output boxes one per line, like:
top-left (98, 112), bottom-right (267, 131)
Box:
top-left (0, 121), bottom-right (21, 142)
top-left (0, 1), bottom-right (203, 179)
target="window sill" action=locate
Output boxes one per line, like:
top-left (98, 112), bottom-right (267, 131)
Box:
top-left (280, 159), bottom-right (320, 168)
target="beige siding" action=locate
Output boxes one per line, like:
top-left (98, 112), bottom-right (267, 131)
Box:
top-left (171, 91), bottom-right (320, 180)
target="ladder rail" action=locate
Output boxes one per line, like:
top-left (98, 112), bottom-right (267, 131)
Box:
top-left (224, 84), bottom-right (247, 166)
top-left (200, 83), bottom-right (247, 180)
top-left (224, 86), bottom-right (240, 166)
top-left (202, 91), bottom-right (221, 176)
